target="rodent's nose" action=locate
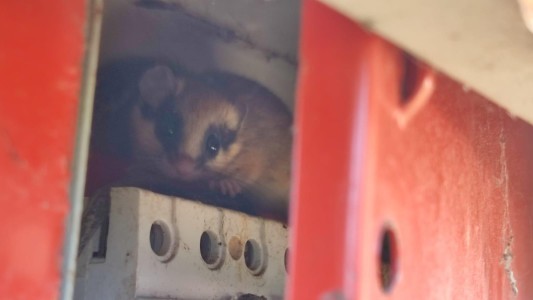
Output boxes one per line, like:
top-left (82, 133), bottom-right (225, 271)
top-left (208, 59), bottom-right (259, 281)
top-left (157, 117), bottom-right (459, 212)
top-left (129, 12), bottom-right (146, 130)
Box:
top-left (173, 154), bottom-right (196, 178)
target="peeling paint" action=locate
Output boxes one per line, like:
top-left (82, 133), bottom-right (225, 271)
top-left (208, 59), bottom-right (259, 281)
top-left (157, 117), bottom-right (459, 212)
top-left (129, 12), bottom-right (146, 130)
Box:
top-left (498, 125), bottom-right (518, 296)
top-left (502, 237), bottom-right (518, 296)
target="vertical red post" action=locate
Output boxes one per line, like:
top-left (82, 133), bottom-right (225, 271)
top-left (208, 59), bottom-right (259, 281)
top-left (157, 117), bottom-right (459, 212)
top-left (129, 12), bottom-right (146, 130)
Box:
top-left (0, 2), bottom-right (86, 299)
top-left (287, 1), bottom-right (371, 298)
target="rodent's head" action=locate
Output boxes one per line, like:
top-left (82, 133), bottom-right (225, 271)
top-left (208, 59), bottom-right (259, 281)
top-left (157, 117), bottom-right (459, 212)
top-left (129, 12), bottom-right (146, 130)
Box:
top-left (138, 65), bottom-right (246, 181)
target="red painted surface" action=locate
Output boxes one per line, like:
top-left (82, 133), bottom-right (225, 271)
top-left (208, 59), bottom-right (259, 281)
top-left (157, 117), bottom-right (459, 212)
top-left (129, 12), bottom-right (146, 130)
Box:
top-left (288, 1), bottom-right (533, 299)
top-left (287, 1), bottom-right (366, 297)
top-left (0, 2), bottom-right (86, 299)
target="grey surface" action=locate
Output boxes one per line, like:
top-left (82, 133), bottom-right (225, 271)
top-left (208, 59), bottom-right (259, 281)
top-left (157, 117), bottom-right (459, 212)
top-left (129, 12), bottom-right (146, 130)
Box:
top-left (321, 0), bottom-right (533, 125)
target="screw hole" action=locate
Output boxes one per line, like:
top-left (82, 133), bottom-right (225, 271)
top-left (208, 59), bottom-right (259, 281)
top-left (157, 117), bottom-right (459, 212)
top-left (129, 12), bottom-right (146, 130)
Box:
top-left (284, 248), bottom-right (289, 273)
top-left (228, 236), bottom-right (243, 260)
top-left (200, 231), bottom-right (223, 267)
top-left (399, 51), bottom-right (421, 106)
top-left (379, 227), bottom-right (398, 293)
top-left (244, 239), bottom-right (264, 274)
top-left (150, 221), bottom-right (171, 257)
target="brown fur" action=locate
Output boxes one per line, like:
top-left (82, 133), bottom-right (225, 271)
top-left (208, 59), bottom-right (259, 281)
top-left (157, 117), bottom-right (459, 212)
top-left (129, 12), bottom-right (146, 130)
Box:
top-left (135, 66), bottom-right (293, 219)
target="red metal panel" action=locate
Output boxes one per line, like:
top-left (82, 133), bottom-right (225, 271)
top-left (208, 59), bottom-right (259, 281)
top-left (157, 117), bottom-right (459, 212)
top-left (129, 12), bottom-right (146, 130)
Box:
top-left (287, 1), bottom-right (368, 297)
top-left (288, 1), bottom-right (533, 299)
top-left (0, 2), bottom-right (86, 299)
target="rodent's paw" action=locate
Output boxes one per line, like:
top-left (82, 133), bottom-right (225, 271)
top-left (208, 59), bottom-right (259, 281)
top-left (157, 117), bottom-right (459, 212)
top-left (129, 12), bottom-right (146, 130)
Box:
top-left (209, 178), bottom-right (242, 197)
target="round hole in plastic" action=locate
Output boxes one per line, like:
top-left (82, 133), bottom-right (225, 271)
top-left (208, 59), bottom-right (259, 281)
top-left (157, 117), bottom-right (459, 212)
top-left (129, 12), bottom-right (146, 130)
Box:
top-left (284, 248), bottom-right (289, 273)
top-left (150, 221), bottom-right (171, 257)
top-left (244, 239), bottom-right (264, 275)
top-left (200, 230), bottom-right (224, 268)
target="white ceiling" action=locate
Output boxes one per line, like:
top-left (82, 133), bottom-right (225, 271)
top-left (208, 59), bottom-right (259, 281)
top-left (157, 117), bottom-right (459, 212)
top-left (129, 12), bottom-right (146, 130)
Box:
top-left (99, 0), bottom-right (301, 109)
top-left (321, 0), bottom-right (533, 125)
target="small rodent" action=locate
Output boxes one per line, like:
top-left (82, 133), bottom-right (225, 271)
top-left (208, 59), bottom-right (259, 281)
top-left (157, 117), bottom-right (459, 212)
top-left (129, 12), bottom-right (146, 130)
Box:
top-left (80, 61), bottom-right (292, 255)
top-left (134, 65), bottom-right (292, 219)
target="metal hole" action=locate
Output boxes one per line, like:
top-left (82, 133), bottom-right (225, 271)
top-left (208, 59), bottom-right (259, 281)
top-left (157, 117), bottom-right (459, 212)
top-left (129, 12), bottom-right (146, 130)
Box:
top-left (228, 236), bottom-right (243, 260)
top-left (399, 51), bottom-right (421, 105)
top-left (379, 226), bottom-right (398, 293)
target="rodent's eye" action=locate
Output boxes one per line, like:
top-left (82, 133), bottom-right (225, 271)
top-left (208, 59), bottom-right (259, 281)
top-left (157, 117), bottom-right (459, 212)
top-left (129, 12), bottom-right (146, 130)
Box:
top-left (165, 124), bottom-right (175, 136)
top-left (155, 110), bottom-right (182, 150)
top-left (205, 134), bottom-right (220, 159)
top-left (161, 112), bottom-right (178, 137)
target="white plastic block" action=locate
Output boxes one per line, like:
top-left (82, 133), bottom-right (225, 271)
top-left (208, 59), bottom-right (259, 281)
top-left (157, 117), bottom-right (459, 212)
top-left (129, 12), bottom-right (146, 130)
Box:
top-left (75, 187), bottom-right (288, 299)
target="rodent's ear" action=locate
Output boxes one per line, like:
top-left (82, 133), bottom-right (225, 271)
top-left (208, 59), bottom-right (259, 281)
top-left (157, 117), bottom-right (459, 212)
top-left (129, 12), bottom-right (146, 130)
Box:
top-left (139, 65), bottom-right (177, 108)
top-left (174, 77), bottom-right (186, 96)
